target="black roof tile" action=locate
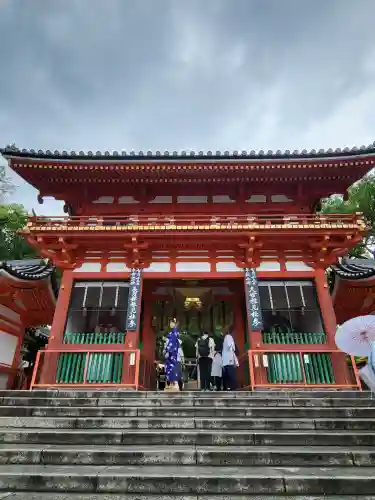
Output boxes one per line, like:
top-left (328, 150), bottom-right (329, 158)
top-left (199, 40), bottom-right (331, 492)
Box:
top-left (2, 142), bottom-right (375, 161)
top-left (331, 258), bottom-right (375, 280)
top-left (0, 259), bottom-right (58, 296)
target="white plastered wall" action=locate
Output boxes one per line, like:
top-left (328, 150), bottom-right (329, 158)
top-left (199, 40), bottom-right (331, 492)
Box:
top-left (0, 330), bottom-right (18, 366)
top-left (0, 305), bottom-right (21, 324)
top-left (0, 374), bottom-right (8, 389)
top-left (216, 262), bottom-right (242, 272)
top-left (73, 263), bottom-right (101, 272)
top-left (144, 262), bottom-right (171, 273)
top-left (106, 263), bottom-right (131, 272)
top-left (176, 262), bottom-right (210, 272)
top-left (256, 261), bottom-right (281, 271)
top-left (285, 261), bottom-right (314, 271)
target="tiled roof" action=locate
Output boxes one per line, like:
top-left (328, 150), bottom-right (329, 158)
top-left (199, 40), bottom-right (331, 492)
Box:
top-left (2, 143), bottom-right (375, 161)
top-left (0, 259), bottom-right (58, 295)
top-left (331, 258), bottom-right (375, 280)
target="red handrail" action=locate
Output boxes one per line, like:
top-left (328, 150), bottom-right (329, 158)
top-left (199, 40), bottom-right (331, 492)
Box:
top-left (28, 213), bottom-right (362, 225)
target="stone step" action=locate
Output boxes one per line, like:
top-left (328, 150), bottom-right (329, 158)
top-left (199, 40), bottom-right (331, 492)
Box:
top-left (1, 405), bottom-right (375, 419)
top-left (1, 389), bottom-right (372, 399)
top-left (1, 428), bottom-right (375, 446)
top-left (0, 390), bottom-right (373, 498)
top-left (2, 395), bottom-right (375, 408)
top-left (2, 416), bottom-right (375, 431)
top-left (1, 495), bottom-right (374, 500)
top-left (0, 444), bottom-right (374, 467)
top-left (12, 416), bottom-right (375, 430)
top-left (0, 465), bottom-right (375, 495)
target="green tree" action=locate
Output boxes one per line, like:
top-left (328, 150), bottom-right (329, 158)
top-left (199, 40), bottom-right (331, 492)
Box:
top-left (0, 164), bottom-right (15, 203)
top-left (0, 165), bottom-right (36, 261)
top-left (0, 203), bottom-right (37, 260)
top-left (320, 174), bottom-right (375, 257)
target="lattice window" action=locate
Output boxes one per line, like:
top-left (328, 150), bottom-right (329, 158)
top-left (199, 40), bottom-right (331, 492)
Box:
top-left (64, 281), bottom-right (129, 336)
top-left (259, 280), bottom-right (325, 343)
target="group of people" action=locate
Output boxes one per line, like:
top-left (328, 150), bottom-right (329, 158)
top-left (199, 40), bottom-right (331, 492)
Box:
top-left (196, 328), bottom-right (238, 391)
top-left (162, 318), bottom-right (239, 392)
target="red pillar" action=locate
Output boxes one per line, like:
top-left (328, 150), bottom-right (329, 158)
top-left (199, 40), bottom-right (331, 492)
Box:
top-left (49, 270), bottom-right (74, 347)
top-left (38, 270), bottom-right (73, 385)
top-left (315, 268), bottom-right (336, 344)
top-left (232, 298), bottom-right (245, 354)
top-left (315, 268), bottom-right (351, 386)
top-left (141, 290), bottom-right (156, 362)
top-left (137, 289), bottom-right (156, 390)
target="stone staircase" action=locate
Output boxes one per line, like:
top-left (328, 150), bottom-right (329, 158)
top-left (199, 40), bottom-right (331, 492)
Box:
top-left (0, 390), bottom-right (374, 498)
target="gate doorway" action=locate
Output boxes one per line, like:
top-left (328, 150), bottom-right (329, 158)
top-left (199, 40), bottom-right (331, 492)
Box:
top-left (141, 278), bottom-right (246, 390)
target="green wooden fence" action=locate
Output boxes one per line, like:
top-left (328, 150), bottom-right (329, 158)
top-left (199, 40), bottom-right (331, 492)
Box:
top-left (260, 331), bottom-right (334, 385)
top-left (262, 332), bottom-right (326, 344)
top-left (264, 352), bottom-right (335, 384)
top-left (56, 332), bottom-right (126, 384)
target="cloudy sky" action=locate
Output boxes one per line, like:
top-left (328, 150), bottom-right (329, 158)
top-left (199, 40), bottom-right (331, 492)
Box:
top-left (1, 0), bottom-right (375, 215)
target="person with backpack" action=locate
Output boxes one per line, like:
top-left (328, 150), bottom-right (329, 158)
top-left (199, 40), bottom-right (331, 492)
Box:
top-left (195, 332), bottom-right (215, 391)
top-left (222, 328), bottom-right (239, 391)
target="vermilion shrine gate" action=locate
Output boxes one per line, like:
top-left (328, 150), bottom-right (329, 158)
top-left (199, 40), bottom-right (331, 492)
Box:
top-left (2, 143), bottom-right (374, 390)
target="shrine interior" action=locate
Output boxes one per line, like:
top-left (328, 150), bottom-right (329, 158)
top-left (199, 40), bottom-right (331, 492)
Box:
top-left (148, 279), bottom-right (240, 360)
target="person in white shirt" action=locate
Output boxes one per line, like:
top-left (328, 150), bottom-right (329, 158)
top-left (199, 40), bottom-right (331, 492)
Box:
top-left (195, 332), bottom-right (215, 391)
top-left (211, 331), bottom-right (224, 390)
top-left (222, 329), bottom-right (239, 391)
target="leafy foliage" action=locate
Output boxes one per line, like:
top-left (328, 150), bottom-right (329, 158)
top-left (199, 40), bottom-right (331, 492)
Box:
top-left (0, 163), bottom-right (37, 261)
top-left (320, 175), bottom-right (375, 258)
top-left (0, 203), bottom-right (37, 261)
top-left (0, 164), bottom-right (15, 203)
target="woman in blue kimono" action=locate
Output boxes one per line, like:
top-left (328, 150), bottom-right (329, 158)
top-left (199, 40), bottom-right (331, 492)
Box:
top-left (164, 318), bottom-right (180, 391)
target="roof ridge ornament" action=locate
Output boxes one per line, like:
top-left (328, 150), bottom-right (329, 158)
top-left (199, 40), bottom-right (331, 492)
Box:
top-left (5, 143), bottom-right (18, 152)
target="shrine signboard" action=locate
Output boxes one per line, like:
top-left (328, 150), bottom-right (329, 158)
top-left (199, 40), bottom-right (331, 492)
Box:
top-left (244, 268), bottom-right (263, 331)
top-left (126, 268), bottom-right (142, 331)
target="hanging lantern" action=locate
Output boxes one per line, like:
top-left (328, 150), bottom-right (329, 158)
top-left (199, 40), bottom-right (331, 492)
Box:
top-left (184, 297), bottom-right (202, 309)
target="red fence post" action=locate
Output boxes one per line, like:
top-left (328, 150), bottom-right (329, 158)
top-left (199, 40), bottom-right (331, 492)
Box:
top-left (29, 351), bottom-right (41, 391)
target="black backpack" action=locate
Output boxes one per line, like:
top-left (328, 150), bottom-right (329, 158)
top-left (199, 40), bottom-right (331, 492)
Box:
top-left (198, 337), bottom-right (210, 357)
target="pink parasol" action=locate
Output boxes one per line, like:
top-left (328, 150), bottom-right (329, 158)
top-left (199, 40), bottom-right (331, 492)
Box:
top-left (335, 315), bottom-right (375, 357)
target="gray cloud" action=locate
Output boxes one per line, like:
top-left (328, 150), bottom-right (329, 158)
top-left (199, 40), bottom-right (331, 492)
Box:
top-left (0, 0), bottom-right (375, 214)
